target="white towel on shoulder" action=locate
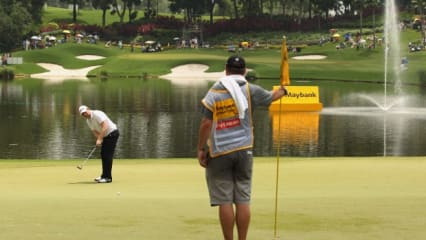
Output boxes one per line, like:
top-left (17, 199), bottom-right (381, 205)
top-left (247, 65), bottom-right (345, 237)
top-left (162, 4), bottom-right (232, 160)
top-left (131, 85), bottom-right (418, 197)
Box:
top-left (220, 75), bottom-right (248, 119)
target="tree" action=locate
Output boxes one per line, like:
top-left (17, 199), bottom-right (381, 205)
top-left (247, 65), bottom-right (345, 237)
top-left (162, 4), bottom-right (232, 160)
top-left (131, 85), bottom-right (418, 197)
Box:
top-left (208, 0), bottom-right (216, 24)
top-left (311, 0), bottom-right (328, 30)
top-left (279, 0), bottom-right (288, 15)
top-left (208, 0), bottom-right (221, 24)
top-left (311, 0), bottom-right (336, 18)
top-left (266, 0), bottom-right (275, 15)
top-left (144, 0), bottom-right (156, 19)
top-left (0, 0), bottom-right (32, 52)
top-left (341, 0), bottom-right (354, 15)
top-left (215, 0), bottom-right (233, 18)
top-left (232, 0), bottom-right (240, 18)
top-left (365, 0), bottom-right (382, 48)
top-left (411, 0), bottom-right (426, 41)
top-left (111, 0), bottom-right (127, 23)
top-left (353, 0), bottom-right (365, 35)
top-left (6, 0), bottom-right (46, 23)
top-left (240, 0), bottom-right (262, 16)
top-left (25, 0), bottom-right (47, 23)
top-left (296, 0), bottom-right (306, 29)
top-left (169, 0), bottom-right (208, 23)
top-left (110, 0), bottom-right (142, 23)
top-left (60, 0), bottom-right (86, 23)
top-left (92, 0), bottom-right (114, 27)
top-left (72, 0), bottom-right (77, 23)
top-left (399, 0), bottom-right (412, 9)
top-left (126, 0), bottom-right (142, 23)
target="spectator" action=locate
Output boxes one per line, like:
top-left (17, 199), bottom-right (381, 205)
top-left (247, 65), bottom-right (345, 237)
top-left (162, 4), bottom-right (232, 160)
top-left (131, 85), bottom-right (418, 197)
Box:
top-left (2, 53), bottom-right (8, 65)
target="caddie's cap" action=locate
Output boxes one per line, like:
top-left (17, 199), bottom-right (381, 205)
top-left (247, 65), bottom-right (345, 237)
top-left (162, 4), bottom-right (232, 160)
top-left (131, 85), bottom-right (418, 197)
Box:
top-left (226, 55), bottom-right (246, 69)
top-left (79, 105), bottom-right (88, 115)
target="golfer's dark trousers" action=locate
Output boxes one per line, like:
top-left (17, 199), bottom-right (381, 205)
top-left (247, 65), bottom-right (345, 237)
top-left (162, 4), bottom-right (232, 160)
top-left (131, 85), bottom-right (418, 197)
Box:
top-left (101, 130), bottom-right (119, 179)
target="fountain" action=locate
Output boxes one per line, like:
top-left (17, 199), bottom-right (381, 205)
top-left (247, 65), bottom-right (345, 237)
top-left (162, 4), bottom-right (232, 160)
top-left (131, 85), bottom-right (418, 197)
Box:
top-left (357, 0), bottom-right (402, 111)
top-left (383, 0), bottom-right (402, 108)
top-left (322, 0), bottom-right (406, 113)
top-left (320, 0), bottom-right (426, 156)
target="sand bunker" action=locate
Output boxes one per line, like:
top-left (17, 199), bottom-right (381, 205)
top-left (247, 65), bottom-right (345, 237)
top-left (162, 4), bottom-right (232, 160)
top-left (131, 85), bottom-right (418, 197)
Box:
top-left (76, 55), bottom-right (105, 60)
top-left (292, 55), bottom-right (327, 60)
top-left (160, 64), bottom-right (225, 85)
top-left (30, 59), bottom-right (240, 86)
top-left (30, 55), bottom-right (105, 83)
top-left (30, 63), bottom-right (101, 83)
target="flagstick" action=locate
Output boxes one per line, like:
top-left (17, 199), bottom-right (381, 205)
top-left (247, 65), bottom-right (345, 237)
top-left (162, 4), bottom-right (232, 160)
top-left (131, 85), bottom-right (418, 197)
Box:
top-left (273, 36), bottom-right (289, 239)
top-left (273, 96), bottom-right (283, 240)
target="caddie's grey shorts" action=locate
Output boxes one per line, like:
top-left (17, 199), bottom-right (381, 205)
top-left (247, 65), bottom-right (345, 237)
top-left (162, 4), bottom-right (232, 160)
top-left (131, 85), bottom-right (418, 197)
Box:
top-left (206, 149), bottom-right (253, 206)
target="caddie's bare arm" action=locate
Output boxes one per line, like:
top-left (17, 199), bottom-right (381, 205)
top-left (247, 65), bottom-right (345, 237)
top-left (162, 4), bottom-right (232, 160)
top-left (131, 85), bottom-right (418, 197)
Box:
top-left (271, 85), bottom-right (288, 101)
top-left (197, 117), bottom-right (212, 168)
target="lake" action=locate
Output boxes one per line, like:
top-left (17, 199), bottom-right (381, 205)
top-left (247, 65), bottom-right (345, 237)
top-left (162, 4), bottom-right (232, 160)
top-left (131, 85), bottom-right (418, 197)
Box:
top-left (1, 76), bottom-right (426, 159)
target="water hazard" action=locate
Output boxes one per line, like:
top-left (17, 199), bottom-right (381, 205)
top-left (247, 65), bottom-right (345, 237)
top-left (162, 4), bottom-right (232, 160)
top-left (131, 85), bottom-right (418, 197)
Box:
top-left (1, 78), bottom-right (426, 159)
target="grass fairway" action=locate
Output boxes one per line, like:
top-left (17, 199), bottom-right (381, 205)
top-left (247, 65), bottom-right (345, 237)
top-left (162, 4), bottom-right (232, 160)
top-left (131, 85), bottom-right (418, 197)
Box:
top-left (1, 157), bottom-right (425, 240)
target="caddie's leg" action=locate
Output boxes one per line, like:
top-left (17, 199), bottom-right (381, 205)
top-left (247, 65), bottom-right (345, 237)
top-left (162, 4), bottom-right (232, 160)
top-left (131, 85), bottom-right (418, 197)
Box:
top-left (219, 204), bottom-right (235, 240)
top-left (236, 203), bottom-right (250, 240)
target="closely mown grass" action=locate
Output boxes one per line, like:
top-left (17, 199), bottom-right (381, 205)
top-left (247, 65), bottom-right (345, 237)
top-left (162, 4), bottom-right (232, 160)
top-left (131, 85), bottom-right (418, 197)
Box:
top-left (1, 157), bottom-right (426, 240)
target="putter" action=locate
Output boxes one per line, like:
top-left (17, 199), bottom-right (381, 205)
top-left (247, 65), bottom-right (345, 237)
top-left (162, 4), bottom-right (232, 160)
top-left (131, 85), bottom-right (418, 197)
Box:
top-left (76, 146), bottom-right (97, 170)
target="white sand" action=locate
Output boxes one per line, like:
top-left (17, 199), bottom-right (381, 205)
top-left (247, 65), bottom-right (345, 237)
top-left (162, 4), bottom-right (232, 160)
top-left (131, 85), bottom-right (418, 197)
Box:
top-left (30, 63), bottom-right (101, 83)
top-left (75, 55), bottom-right (105, 60)
top-left (292, 55), bottom-right (327, 60)
top-left (160, 64), bottom-right (225, 85)
top-left (30, 55), bottom-right (104, 83)
top-left (30, 55), bottom-right (244, 85)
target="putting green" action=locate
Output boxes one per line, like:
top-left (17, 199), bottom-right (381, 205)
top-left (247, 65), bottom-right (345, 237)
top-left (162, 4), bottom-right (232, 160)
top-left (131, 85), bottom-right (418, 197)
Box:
top-left (0, 157), bottom-right (425, 239)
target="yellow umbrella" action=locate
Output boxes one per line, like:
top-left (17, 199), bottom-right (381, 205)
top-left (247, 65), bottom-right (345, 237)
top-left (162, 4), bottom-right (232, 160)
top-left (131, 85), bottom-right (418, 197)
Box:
top-left (241, 41), bottom-right (249, 48)
top-left (280, 37), bottom-right (290, 86)
top-left (62, 30), bottom-right (71, 34)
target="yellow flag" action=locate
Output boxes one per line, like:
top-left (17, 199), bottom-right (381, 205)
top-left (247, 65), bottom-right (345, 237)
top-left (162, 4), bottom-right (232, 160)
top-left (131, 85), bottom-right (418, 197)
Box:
top-left (280, 38), bottom-right (290, 86)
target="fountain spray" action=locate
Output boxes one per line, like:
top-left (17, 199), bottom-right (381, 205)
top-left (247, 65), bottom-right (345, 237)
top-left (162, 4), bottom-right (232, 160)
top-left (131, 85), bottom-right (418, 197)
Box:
top-left (383, 0), bottom-right (402, 108)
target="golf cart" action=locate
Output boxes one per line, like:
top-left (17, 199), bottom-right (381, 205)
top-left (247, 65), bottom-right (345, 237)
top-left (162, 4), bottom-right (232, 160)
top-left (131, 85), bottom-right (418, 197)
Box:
top-left (142, 40), bottom-right (162, 52)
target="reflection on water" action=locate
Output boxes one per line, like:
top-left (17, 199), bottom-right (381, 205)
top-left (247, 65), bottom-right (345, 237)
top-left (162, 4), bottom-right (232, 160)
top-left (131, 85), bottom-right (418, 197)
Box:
top-left (1, 79), bottom-right (426, 159)
top-left (321, 106), bottom-right (426, 156)
top-left (270, 112), bottom-right (320, 157)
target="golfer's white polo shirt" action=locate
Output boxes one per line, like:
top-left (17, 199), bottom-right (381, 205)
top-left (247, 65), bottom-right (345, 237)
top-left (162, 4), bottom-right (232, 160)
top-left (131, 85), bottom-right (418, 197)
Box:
top-left (86, 110), bottom-right (117, 136)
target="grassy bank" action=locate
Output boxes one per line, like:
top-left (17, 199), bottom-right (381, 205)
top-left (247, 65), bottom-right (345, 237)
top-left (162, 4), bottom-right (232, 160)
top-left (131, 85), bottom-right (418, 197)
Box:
top-left (1, 157), bottom-right (425, 239)
top-left (10, 26), bottom-right (426, 85)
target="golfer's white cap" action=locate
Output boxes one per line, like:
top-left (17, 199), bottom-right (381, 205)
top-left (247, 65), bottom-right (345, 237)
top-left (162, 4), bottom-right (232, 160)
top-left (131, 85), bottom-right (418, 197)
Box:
top-left (79, 105), bottom-right (88, 115)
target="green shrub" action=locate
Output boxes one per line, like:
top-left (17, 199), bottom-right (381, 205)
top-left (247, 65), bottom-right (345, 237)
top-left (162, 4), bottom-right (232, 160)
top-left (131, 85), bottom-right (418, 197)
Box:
top-left (99, 70), bottom-right (108, 78)
top-left (0, 67), bottom-right (14, 80)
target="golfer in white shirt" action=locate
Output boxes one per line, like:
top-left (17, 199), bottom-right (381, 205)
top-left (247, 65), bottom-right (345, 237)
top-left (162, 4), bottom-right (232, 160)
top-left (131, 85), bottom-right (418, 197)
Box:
top-left (79, 105), bottom-right (119, 183)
